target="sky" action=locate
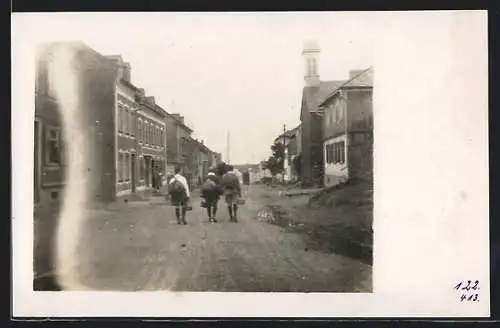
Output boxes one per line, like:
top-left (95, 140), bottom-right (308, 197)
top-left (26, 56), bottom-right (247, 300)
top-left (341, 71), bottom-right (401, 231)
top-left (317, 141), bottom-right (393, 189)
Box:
top-left (15, 12), bottom-right (383, 164)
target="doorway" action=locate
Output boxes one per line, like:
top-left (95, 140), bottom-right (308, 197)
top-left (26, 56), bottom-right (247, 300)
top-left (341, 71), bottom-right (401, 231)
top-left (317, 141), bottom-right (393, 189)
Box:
top-left (131, 153), bottom-right (136, 192)
top-left (144, 156), bottom-right (151, 187)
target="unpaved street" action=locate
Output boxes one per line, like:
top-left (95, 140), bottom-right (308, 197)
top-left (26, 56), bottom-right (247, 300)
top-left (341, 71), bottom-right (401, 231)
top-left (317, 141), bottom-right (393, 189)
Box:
top-left (75, 185), bottom-right (371, 292)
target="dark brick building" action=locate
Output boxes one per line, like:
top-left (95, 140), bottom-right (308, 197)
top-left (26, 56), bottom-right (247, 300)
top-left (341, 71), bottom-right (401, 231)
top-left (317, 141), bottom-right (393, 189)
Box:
top-left (299, 41), bottom-right (344, 187)
top-left (34, 42), bottom-right (170, 207)
top-left (319, 67), bottom-right (373, 187)
top-left (34, 42), bottom-right (120, 206)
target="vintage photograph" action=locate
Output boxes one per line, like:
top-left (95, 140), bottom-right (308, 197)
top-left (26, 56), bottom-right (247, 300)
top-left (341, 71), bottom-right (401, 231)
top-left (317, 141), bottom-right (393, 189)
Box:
top-left (15, 10), bottom-right (489, 318)
top-left (32, 14), bottom-right (374, 293)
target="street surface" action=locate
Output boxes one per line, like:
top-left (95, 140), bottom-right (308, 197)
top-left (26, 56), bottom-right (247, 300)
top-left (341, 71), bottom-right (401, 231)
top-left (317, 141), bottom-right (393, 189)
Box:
top-left (74, 185), bottom-right (371, 292)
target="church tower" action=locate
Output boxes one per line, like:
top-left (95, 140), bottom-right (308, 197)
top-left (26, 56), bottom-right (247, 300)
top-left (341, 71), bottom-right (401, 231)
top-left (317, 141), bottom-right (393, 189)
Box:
top-left (302, 40), bottom-right (320, 87)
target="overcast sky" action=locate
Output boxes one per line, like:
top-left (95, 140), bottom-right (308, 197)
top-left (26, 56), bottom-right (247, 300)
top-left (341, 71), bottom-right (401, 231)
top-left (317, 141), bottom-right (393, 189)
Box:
top-left (16, 12), bottom-right (386, 164)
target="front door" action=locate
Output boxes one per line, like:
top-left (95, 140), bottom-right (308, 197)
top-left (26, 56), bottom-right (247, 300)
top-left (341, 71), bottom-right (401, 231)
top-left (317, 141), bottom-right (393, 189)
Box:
top-left (150, 159), bottom-right (155, 188)
top-left (144, 156), bottom-right (151, 188)
top-left (131, 154), bottom-right (136, 192)
top-left (34, 121), bottom-right (40, 204)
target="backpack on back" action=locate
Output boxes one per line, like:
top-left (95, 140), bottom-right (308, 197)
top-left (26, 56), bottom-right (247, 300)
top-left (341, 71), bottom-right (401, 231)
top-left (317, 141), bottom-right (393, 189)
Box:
top-left (222, 172), bottom-right (240, 190)
top-left (168, 177), bottom-right (186, 196)
top-left (202, 179), bottom-right (217, 193)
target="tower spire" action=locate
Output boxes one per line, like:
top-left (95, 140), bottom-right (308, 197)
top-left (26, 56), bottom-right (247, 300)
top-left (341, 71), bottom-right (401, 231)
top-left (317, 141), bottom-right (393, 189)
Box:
top-left (302, 40), bottom-right (321, 87)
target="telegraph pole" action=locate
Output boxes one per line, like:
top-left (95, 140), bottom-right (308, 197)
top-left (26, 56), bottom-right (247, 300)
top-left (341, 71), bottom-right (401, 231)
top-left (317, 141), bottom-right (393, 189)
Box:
top-left (283, 124), bottom-right (287, 183)
top-left (226, 130), bottom-right (230, 165)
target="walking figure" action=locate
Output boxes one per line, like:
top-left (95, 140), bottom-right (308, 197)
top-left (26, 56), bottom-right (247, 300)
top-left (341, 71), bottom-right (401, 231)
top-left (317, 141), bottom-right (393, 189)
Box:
top-left (221, 165), bottom-right (242, 222)
top-left (201, 170), bottom-right (223, 223)
top-left (168, 166), bottom-right (190, 225)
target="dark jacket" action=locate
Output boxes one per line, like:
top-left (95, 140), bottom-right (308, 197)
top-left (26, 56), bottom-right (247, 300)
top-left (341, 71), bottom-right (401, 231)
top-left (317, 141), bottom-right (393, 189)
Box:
top-left (222, 171), bottom-right (241, 193)
top-left (202, 174), bottom-right (223, 198)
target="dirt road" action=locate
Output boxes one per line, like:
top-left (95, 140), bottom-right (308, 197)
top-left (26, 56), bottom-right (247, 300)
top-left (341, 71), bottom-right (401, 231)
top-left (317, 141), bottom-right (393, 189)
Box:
top-left (74, 185), bottom-right (371, 292)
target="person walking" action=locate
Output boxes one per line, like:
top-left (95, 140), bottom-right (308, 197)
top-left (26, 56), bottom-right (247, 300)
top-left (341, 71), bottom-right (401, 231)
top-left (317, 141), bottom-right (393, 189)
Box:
top-left (201, 170), bottom-right (222, 223)
top-left (153, 166), bottom-right (162, 192)
top-left (221, 165), bottom-right (242, 222)
top-left (168, 166), bottom-right (190, 225)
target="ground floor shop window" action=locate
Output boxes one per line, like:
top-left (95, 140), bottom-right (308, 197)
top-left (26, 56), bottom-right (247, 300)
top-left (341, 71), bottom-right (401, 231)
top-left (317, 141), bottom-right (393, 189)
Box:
top-left (139, 157), bottom-right (145, 180)
top-left (45, 126), bottom-right (61, 165)
top-left (124, 153), bottom-right (130, 182)
top-left (325, 140), bottom-right (346, 164)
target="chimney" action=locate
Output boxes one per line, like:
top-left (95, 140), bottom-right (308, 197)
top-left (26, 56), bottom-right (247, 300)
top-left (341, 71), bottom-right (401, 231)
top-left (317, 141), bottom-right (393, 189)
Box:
top-left (122, 62), bottom-right (131, 82)
top-left (349, 69), bottom-right (365, 79)
top-left (172, 113), bottom-right (185, 124)
top-left (135, 88), bottom-right (145, 102)
top-left (146, 96), bottom-right (155, 105)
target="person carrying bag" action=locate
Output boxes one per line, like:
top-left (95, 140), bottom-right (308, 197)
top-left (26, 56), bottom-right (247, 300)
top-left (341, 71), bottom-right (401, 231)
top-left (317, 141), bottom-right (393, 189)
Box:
top-left (168, 167), bottom-right (191, 225)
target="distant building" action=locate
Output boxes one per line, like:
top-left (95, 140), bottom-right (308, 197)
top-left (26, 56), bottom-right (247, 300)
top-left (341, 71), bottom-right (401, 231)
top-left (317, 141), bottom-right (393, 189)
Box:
top-left (165, 113), bottom-right (193, 177)
top-left (274, 125), bottom-right (300, 182)
top-left (299, 40), bottom-right (345, 187)
top-left (319, 67), bottom-right (373, 187)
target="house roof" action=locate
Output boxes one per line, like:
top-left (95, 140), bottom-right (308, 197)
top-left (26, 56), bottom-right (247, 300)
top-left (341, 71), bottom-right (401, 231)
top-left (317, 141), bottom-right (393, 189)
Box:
top-left (343, 67), bottom-right (373, 88)
top-left (318, 67), bottom-right (373, 107)
top-left (274, 124), bottom-right (301, 143)
top-left (300, 80), bottom-right (345, 120)
top-left (166, 112), bottom-right (193, 132)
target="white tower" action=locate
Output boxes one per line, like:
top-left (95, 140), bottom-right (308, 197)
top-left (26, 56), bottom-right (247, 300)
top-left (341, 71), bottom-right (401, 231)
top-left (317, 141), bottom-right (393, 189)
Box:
top-left (302, 40), bottom-right (321, 87)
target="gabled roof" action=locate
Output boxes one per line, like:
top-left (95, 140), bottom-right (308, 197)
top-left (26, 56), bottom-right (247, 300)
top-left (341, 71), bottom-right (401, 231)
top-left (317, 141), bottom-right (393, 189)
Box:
top-left (318, 67), bottom-right (373, 107)
top-left (274, 124), bottom-right (301, 143)
top-left (300, 80), bottom-right (345, 120)
top-left (304, 80), bottom-right (345, 110)
top-left (343, 67), bottom-right (373, 88)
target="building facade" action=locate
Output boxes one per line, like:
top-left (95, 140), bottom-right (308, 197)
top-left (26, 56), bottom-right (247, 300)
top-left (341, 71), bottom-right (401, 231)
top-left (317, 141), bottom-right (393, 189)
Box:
top-left (34, 42), bottom-right (171, 209)
top-left (109, 57), bottom-right (168, 197)
top-left (34, 44), bottom-right (68, 207)
top-left (273, 125), bottom-right (300, 182)
top-left (165, 113), bottom-right (193, 176)
top-left (34, 42), bottom-right (121, 207)
top-left (320, 68), bottom-right (373, 187)
top-left (299, 41), bottom-right (344, 187)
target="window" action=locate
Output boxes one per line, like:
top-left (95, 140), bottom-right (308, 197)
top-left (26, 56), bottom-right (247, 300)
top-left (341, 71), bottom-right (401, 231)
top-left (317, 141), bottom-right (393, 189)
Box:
top-left (46, 127), bottom-right (61, 165)
top-left (340, 141), bottom-right (345, 164)
top-left (142, 121), bottom-right (146, 142)
top-left (118, 152), bottom-right (124, 182)
top-left (338, 102), bottom-right (344, 121)
top-left (124, 110), bottom-right (128, 135)
top-left (118, 105), bottom-right (123, 133)
top-left (138, 120), bottom-right (143, 142)
top-left (124, 153), bottom-right (130, 181)
top-left (129, 111), bottom-right (134, 136)
top-left (146, 122), bottom-right (150, 144)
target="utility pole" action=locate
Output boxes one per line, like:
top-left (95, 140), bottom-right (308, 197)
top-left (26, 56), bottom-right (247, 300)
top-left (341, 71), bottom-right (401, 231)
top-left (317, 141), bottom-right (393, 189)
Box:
top-left (283, 124), bottom-right (287, 183)
top-left (226, 130), bottom-right (230, 165)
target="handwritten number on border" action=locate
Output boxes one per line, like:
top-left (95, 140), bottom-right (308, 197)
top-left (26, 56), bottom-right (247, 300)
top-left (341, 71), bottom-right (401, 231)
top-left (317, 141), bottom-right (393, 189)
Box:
top-left (455, 280), bottom-right (480, 302)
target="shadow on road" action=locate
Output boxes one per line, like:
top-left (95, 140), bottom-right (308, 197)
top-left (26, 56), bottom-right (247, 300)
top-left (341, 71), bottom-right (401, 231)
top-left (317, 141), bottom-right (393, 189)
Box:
top-left (257, 205), bottom-right (372, 266)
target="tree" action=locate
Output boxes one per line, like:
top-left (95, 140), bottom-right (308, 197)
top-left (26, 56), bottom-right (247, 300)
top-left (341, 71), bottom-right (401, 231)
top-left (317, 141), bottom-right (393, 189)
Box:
top-left (265, 142), bottom-right (285, 176)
